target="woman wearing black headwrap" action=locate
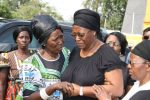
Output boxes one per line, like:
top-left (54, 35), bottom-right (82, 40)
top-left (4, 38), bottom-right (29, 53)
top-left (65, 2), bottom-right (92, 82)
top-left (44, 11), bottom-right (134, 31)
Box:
top-left (92, 40), bottom-right (150, 100)
top-left (15, 15), bottom-right (73, 100)
top-left (122, 40), bottom-right (150, 100)
top-left (61, 9), bottom-right (123, 100)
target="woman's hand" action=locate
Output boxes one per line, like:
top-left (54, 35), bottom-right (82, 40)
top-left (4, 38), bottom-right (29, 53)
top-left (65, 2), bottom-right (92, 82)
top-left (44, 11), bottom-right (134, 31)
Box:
top-left (70, 83), bottom-right (80, 96)
top-left (54, 82), bottom-right (74, 96)
top-left (92, 84), bottom-right (112, 100)
top-left (24, 82), bottom-right (74, 100)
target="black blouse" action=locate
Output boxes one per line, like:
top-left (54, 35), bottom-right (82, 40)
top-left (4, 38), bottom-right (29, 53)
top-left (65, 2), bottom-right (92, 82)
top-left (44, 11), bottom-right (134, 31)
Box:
top-left (38, 52), bottom-right (65, 72)
top-left (61, 44), bottom-right (121, 100)
top-left (130, 90), bottom-right (150, 100)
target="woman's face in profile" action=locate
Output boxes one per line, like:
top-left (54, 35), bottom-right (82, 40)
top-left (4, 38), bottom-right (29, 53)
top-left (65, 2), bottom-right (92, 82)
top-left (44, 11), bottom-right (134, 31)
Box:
top-left (128, 53), bottom-right (148, 81)
top-left (46, 29), bottom-right (64, 54)
top-left (72, 25), bottom-right (95, 49)
top-left (16, 31), bottom-right (30, 49)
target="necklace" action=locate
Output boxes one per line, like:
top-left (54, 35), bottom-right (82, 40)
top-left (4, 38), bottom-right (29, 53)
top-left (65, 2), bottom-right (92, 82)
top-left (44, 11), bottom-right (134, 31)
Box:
top-left (80, 40), bottom-right (102, 58)
top-left (39, 52), bottom-right (60, 61)
top-left (15, 50), bottom-right (31, 61)
top-left (38, 49), bottom-right (60, 61)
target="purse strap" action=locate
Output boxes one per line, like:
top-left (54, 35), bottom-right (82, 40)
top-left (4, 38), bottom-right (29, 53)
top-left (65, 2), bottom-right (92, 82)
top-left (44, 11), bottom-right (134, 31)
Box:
top-left (8, 51), bottom-right (22, 80)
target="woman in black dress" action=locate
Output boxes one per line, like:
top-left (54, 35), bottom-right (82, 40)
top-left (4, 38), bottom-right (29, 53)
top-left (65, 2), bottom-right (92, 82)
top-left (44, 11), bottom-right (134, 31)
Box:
top-left (61, 9), bottom-right (124, 100)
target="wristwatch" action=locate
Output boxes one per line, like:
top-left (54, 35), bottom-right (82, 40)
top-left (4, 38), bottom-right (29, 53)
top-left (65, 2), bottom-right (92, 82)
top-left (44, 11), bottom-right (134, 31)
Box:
top-left (79, 86), bottom-right (83, 96)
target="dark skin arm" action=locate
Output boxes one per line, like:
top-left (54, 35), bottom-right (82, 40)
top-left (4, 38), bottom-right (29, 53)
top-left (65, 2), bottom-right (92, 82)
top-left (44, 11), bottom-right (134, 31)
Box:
top-left (93, 84), bottom-right (112, 100)
top-left (0, 67), bottom-right (9, 100)
top-left (71, 69), bottom-right (124, 98)
top-left (24, 82), bottom-right (74, 100)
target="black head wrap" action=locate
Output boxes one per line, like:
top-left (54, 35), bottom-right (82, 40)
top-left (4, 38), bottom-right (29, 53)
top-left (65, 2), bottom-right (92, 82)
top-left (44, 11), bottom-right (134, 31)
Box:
top-left (31, 15), bottom-right (62, 45)
top-left (131, 40), bottom-right (150, 61)
top-left (73, 9), bottom-right (100, 32)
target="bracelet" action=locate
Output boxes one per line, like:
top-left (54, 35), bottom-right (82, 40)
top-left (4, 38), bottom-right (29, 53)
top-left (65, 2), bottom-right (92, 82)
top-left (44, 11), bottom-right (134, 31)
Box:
top-left (79, 86), bottom-right (83, 96)
top-left (40, 88), bottom-right (50, 100)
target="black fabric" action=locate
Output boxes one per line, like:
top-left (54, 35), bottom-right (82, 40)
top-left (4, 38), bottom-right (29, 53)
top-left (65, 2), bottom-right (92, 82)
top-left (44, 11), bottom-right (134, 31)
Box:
top-left (73, 9), bottom-right (100, 32)
top-left (61, 44), bottom-right (121, 100)
top-left (23, 89), bottom-right (35, 96)
top-left (31, 15), bottom-right (62, 45)
top-left (132, 40), bottom-right (150, 61)
top-left (38, 52), bottom-right (65, 72)
top-left (129, 90), bottom-right (150, 100)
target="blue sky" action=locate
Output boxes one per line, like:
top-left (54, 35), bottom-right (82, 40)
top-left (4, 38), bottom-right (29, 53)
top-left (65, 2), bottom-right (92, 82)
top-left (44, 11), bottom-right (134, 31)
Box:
top-left (42, 0), bottom-right (84, 21)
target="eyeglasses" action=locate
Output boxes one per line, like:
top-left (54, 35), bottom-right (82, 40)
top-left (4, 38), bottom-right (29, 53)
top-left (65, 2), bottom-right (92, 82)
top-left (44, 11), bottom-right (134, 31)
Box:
top-left (129, 61), bottom-right (149, 68)
top-left (129, 61), bottom-right (147, 65)
top-left (71, 30), bottom-right (90, 39)
top-left (143, 35), bottom-right (150, 40)
top-left (106, 41), bottom-right (120, 47)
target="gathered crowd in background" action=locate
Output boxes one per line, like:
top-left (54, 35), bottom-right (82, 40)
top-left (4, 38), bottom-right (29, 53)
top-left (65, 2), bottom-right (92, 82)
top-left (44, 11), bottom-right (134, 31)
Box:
top-left (0, 9), bottom-right (150, 100)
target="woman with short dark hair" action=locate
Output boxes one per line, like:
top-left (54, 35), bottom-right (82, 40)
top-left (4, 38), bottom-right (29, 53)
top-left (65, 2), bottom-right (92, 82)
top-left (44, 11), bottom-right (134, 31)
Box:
top-left (104, 32), bottom-right (128, 56)
top-left (0, 26), bottom-right (33, 100)
top-left (13, 26), bottom-right (32, 43)
top-left (104, 32), bottom-right (134, 98)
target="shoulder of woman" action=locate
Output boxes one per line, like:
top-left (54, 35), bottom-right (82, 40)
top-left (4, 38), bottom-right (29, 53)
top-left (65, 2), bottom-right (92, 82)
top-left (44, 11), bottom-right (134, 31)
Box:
top-left (0, 52), bottom-right (10, 68)
top-left (0, 52), bottom-right (9, 58)
top-left (96, 44), bottom-right (114, 57)
top-left (7, 50), bottom-right (16, 56)
top-left (62, 47), bottom-right (70, 56)
top-left (29, 49), bottom-right (37, 55)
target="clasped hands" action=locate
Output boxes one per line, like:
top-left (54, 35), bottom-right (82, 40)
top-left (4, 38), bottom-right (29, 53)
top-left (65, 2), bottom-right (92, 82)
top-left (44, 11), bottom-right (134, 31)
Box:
top-left (53, 82), bottom-right (112, 100)
top-left (53, 82), bottom-right (81, 96)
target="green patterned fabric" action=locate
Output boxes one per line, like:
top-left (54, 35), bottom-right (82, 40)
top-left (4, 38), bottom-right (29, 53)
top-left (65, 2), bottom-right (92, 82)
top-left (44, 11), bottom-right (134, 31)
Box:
top-left (20, 47), bottom-right (70, 94)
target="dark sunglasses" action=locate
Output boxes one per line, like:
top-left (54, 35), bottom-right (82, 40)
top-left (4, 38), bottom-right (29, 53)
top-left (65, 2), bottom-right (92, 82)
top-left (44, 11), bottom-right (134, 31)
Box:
top-left (143, 35), bottom-right (150, 40)
top-left (71, 30), bottom-right (90, 38)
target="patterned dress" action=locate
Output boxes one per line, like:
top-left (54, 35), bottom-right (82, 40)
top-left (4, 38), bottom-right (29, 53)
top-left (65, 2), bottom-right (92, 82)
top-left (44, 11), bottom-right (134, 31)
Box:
top-left (0, 50), bottom-right (34, 100)
top-left (20, 47), bottom-right (70, 100)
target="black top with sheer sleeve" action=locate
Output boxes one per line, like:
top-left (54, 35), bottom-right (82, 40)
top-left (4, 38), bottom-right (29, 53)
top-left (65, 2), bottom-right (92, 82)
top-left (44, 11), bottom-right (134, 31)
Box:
top-left (61, 44), bottom-right (121, 100)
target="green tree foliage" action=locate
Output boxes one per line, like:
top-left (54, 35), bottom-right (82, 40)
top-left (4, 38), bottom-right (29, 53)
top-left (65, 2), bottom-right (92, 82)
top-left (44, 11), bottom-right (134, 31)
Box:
top-left (82, 0), bottom-right (127, 30)
top-left (0, 5), bottom-right (12, 18)
top-left (11, 0), bottom-right (63, 20)
top-left (102, 0), bottom-right (127, 30)
top-left (3, 0), bottom-right (30, 10)
top-left (42, 5), bottom-right (63, 20)
top-left (82, 0), bottom-right (101, 12)
top-left (1, 0), bottom-right (63, 20)
top-left (82, 0), bottom-right (103, 26)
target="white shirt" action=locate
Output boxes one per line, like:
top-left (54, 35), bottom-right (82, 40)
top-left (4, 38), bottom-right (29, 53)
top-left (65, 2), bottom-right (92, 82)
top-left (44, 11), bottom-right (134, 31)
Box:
top-left (122, 80), bottom-right (150, 100)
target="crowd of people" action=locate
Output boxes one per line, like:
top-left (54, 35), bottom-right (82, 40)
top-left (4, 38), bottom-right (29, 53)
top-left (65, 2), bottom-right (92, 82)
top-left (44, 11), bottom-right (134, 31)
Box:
top-left (0, 8), bottom-right (150, 100)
